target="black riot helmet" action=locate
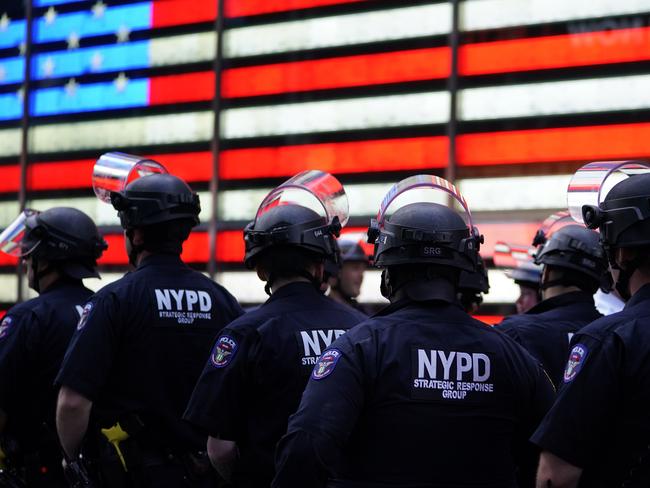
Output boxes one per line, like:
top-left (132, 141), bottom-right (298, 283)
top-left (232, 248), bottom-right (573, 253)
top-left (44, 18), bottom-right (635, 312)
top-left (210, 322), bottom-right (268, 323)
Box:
top-left (0, 207), bottom-right (107, 280)
top-left (368, 175), bottom-right (482, 302)
top-left (533, 224), bottom-right (608, 284)
top-left (243, 170), bottom-right (349, 269)
top-left (368, 175), bottom-right (482, 271)
top-left (338, 236), bottom-right (369, 264)
top-left (111, 173), bottom-right (200, 230)
top-left (568, 161), bottom-right (650, 299)
top-left (92, 151), bottom-right (200, 230)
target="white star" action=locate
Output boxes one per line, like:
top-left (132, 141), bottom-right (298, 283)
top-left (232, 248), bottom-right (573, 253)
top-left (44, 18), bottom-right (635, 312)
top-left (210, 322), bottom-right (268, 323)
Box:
top-left (114, 72), bottom-right (129, 92)
top-left (90, 51), bottom-right (103, 71)
top-left (0, 65), bottom-right (5, 81)
top-left (64, 78), bottom-right (78, 97)
top-left (116, 24), bottom-right (130, 43)
top-left (67, 31), bottom-right (80, 50)
top-left (0, 13), bottom-right (10, 31)
top-left (18, 42), bottom-right (26, 55)
top-left (44, 7), bottom-right (57, 25)
top-left (91, 1), bottom-right (107, 18)
top-left (42, 57), bottom-right (55, 77)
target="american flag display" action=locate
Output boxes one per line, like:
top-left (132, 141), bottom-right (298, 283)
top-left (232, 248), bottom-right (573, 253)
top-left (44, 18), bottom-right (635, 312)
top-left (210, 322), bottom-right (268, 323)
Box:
top-left (1, 0), bottom-right (650, 312)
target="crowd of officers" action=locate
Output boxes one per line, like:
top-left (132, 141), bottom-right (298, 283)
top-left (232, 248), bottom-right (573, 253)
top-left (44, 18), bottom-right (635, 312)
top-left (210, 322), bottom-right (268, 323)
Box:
top-left (0, 155), bottom-right (648, 488)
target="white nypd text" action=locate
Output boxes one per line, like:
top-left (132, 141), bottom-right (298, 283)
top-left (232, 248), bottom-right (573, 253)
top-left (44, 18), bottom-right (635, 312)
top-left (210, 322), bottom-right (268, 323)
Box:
top-left (155, 288), bottom-right (212, 324)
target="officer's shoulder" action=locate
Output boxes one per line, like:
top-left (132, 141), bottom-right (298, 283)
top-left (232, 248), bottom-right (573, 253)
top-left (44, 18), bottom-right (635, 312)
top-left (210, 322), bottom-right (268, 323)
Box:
top-left (322, 296), bottom-right (367, 321)
top-left (578, 307), bottom-right (645, 342)
top-left (3, 296), bottom-right (41, 321)
top-left (217, 308), bottom-right (268, 338)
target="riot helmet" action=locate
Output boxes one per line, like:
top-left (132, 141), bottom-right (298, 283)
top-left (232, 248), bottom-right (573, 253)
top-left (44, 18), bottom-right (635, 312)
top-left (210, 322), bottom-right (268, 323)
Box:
top-left (244, 170), bottom-right (348, 269)
top-left (532, 211), bottom-right (609, 292)
top-left (244, 171), bottom-right (349, 294)
top-left (0, 207), bottom-right (107, 288)
top-left (338, 236), bottom-right (369, 264)
top-left (494, 241), bottom-right (541, 313)
top-left (367, 175), bottom-right (482, 301)
top-left (568, 160), bottom-right (650, 299)
top-left (329, 234), bottom-right (369, 303)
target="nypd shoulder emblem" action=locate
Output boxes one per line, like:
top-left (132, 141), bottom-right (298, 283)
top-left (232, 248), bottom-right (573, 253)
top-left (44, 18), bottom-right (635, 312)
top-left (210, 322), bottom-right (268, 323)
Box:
top-left (211, 335), bottom-right (238, 368)
top-left (0, 316), bottom-right (12, 339)
top-left (563, 343), bottom-right (589, 383)
top-left (311, 348), bottom-right (342, 381)
top-left (77, 303), bottom-right (94, 331)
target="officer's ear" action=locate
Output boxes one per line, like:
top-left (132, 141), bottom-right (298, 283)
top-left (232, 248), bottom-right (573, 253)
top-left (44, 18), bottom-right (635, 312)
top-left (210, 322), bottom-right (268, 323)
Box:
top-left (256, 266), bottom-right (268, 282)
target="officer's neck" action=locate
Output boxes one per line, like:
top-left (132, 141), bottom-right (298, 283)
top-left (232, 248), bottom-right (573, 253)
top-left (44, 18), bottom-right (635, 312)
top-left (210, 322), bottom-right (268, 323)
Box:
top-left (270, 276), bottom-right (310, 294)
top-left (37, 270), bottom-right (63, 293)
top-left (135, 249), bottom-right (153, 267)
top-left (542, 285), bottom-right (581, 300)
top-left (628, 268), bottom-right (650, 297)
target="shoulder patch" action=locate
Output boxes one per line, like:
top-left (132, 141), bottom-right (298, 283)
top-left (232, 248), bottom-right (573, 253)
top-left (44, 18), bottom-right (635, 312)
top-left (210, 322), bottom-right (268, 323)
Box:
top-left (77, 303), bottom-right (93, 331)
top-left (564, 343), bottom-right (589, 383)
top-left (0, 316), bottom-right (12, 339)
top-left (311, 348), bottom-right (342, 380)
top-left (210, 335), bottom-right (238, 368)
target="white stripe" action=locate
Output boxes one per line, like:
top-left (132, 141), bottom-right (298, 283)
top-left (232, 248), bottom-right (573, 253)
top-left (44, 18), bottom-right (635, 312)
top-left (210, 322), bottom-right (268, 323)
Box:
top-left (460, 74), bottom-right (650, 121)
top-left (223, 4), bottom-right (451, 58)
top-left (458, 175), bottom-right (572, 211)
top-left (149, 31), bottom-right (216, 67)
top-left (0, 128), bottom-right (21, 157)
top-left (462, 0), bottom-right (650, 31)
top-left (221, 92), bottom-right (449, 139)
top-left (27, 112), bottom-right (213, 154)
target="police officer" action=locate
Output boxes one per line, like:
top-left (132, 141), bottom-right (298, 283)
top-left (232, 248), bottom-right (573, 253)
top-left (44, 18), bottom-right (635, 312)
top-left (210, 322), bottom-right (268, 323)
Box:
top-left (458, 255), bottom-right (490, 313)
top-left (184, 171), bottom-right (365, 488)
top-left (0, 207), bottom-right (107, 487)
top-left (328, 236), bottom-right (369, 314)
top-left (55, 155), bottom-right (243, 487)
top-left (533, 168), bottom-right (650, 487)
top-left (497, 224), bottom-right (607, 387)
top-left (508, 261), bottom-right (542, 314)
top-left (273, 175), bottom-right (555, 488)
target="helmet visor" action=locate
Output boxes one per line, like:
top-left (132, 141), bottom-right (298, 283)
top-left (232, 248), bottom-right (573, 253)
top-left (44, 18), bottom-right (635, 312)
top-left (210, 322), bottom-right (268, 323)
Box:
top-left (377, 174), bottom-right (473, 228)
top-left (256, 170), bottom-right (349, 226)
top-left (93, 152), bottom-right (168, 203)
top-left (567, 161), bottom-right (650, 223)
top-left (0, 209), bottom-right (41, 257)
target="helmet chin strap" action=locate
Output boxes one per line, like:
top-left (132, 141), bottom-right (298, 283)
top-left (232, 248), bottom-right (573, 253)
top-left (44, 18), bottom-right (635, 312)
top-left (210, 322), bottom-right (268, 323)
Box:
top-left (126, 229), bottom-right (144, 267)
top-left (30, 257), bottom-right (52, 294)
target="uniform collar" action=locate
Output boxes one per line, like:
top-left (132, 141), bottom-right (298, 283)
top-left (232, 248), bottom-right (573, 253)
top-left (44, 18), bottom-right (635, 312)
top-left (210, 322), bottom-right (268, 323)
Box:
top-left (525, 290), bottom-right (594, 315)
top-left (137, 253), bottom-right (184, 269)
top-left (40, 277), bottom-right (84, 295)
top-left (373, 297), bottom-right (463, 318)
top-left (625, 282), bottom-right (650, 309)
top-left (266, 281), bottom-right (320, 303)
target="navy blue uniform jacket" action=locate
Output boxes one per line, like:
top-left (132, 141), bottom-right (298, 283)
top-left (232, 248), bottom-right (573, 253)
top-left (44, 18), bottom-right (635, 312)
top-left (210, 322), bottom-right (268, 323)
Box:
top-left (532, 283), bottom-right (650, 487)
top-left (273, 299), bottom-right (555, 488)
top-left (497, 291), bottom-right (602, 387)
top-left (184, 281), bottom-right (365, 488)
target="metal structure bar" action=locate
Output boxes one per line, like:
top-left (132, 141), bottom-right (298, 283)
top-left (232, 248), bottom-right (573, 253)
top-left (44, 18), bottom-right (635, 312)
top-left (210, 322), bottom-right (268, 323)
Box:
top-left (446, 0), bottom-right (460, 187)
top-left (17, 0), bottom-right (34, 302)
top-left (208, 0), bottom-right (226, 279)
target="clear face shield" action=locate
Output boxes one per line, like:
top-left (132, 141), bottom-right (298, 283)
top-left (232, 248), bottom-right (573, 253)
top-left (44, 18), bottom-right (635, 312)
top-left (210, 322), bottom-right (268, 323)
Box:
top-left (92, 151), bottom-right (168, 204)
top-left (567, 160), bottom-right (650, 225)
top-left (368, 174), bottom-right (479, 246)
top-left (255, 170), bottom-right (349, 229)
top-left (0, 209), bottom-right (41, 258)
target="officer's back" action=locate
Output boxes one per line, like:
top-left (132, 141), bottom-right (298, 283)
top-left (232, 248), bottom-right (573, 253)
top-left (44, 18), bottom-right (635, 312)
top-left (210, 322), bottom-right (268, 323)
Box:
top-left (497, 224), bottom-right (607, 386)
top-left (0, 207), bottom-right (106, 486)
top-left (56, 166), bottom-right (244, 486)
top-left (273, 177), bottom-right (555, 488)
top-left (185, 174), bottom-right (365, 487)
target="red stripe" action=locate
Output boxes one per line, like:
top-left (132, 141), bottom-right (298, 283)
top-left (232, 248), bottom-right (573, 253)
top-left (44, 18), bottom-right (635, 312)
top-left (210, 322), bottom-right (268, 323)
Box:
top-left (152, 0), bottom-right (217, 27)
top-left (224, 0), bottom-right (364, 17)
top-left (219, 137), bottom-right (448, 179)
top-left (457, 123), bottom-right (650, 166)
top-left (473, 315), bottom-right (504, 325)
top-left (149, 71), bottom-right (215, 105)
top-left (460, 27), bottom-right (650, 75)
top-left (221, 28), bottom-right (650, 98)
top-left (0, 164), bottom-right (21, 193)
top-left (222, 48), bottom-right (450, 98)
